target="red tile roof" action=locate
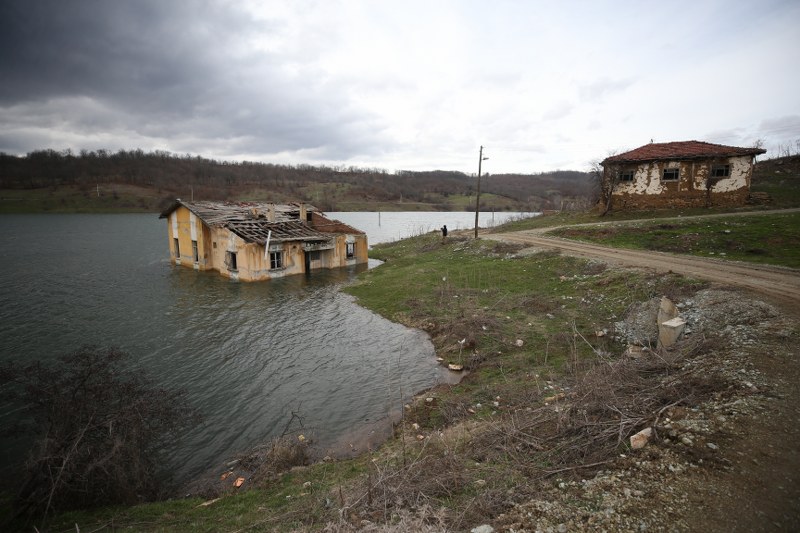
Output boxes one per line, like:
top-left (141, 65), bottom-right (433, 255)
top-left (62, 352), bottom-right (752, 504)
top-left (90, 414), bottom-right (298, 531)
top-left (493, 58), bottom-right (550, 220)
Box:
top-left (602, 141), bottom-right (766, 164)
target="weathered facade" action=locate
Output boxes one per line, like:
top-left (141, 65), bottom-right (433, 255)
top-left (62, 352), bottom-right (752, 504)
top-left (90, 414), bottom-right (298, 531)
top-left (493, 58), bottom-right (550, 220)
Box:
top-left (600, 141), bottom-right (766, 210)
top-left (159, 200), bottom-right (368, 281)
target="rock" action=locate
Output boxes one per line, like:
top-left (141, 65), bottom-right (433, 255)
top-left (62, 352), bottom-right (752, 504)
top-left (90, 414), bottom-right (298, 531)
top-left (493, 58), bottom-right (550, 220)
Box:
top-left (515, 339), bottom-right (524, 347)
top-left (471, 526), bottom-right (495, 533)
top-left (630, 427), bottom-right (653, 450)
top-left (657, 296), bottom-right (679, 327)
top-left (659, 316), bottom-right (686, 348)
top-left (624, 345), bottom-right (646, 359)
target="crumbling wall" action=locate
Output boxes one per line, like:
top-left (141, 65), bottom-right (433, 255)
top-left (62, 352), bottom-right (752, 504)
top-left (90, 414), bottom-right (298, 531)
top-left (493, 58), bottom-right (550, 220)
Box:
top-left (606, 155), bottom-right (753, 210)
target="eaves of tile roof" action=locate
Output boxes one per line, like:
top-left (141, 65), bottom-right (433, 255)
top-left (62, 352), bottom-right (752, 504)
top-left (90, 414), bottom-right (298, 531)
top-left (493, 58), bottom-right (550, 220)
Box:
top-left (602, 141), bottom-right (766, 165)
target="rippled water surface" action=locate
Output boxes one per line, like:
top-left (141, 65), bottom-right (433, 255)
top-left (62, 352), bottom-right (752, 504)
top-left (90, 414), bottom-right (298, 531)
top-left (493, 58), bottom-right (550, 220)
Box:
top-left (0, 214), bottom-right (448, 485)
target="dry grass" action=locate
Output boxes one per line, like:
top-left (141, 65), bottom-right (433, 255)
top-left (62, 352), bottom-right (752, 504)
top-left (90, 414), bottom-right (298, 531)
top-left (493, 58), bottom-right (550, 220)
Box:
top-left (328, 334), bottom-right (731, 528)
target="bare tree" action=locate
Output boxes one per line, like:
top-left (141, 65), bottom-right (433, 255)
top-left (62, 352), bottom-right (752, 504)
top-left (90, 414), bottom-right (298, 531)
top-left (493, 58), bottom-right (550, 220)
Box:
top-left (0, 346), bottom-right (200, 525)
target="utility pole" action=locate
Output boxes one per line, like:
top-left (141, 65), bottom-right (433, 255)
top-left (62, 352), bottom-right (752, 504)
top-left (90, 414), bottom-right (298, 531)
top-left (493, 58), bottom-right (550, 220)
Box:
top-left (473, 145), bottom-right (488, 239)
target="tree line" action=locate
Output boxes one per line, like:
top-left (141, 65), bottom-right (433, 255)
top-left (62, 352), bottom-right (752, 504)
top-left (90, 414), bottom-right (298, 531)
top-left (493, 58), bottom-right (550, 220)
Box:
top-left (0, 149), bottom-right (596, 211)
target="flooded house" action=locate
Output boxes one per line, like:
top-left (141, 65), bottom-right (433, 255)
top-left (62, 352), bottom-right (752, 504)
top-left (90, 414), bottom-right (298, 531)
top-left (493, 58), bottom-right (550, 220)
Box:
top-left (600, 140), bottom-right (766, 211)
top-left (159, 200), bottom-right (368, 281)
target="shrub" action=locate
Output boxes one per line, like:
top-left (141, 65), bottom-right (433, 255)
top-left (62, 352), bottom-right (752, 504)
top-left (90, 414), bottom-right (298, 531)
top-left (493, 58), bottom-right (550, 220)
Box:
top-left (0, 346), bottom-right (199, 522)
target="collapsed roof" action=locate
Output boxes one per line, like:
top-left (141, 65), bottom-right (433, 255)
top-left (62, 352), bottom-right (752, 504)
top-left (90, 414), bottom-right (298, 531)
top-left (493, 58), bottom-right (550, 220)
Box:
top-left (159, 200), bottom-right (332, 243)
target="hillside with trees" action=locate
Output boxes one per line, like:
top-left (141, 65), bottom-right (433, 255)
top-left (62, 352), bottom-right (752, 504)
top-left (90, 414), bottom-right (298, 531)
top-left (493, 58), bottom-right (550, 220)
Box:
top-left (0, 149), bottom-right (595, 213)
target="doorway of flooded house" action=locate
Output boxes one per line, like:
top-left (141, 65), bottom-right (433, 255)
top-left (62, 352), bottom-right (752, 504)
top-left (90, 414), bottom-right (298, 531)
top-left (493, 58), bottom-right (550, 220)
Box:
top-left (304, 249), bottom-right (311, 273)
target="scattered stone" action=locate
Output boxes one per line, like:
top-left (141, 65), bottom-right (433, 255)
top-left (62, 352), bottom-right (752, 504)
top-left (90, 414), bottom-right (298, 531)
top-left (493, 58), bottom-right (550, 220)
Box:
top-left (515, 339), bottom-right (524, 347)
top-left (707, 442), bottom-right (719, 451)
top-left (624, 345), bottom-right (646, 359)
top-left (471, 525), bottom-right (494, 533)
top-left (630, 427), bottom-right (653, 450)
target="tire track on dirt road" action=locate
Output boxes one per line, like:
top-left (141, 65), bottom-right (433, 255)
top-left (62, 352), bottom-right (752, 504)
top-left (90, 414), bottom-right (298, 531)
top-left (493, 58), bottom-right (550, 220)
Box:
top-left (484, 231), bottom-right (800, 309)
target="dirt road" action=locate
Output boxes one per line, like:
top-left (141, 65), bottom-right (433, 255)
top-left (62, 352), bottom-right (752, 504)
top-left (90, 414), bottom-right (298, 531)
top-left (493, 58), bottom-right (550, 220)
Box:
top-left (484, 230), bottom-right (800, 310)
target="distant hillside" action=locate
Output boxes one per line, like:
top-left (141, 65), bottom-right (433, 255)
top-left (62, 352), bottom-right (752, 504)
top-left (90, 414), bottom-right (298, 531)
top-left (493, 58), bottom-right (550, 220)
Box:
top-left (0, 149), bottom-right (594, 213)
top-left (751, 154), bottom-right (800, 208)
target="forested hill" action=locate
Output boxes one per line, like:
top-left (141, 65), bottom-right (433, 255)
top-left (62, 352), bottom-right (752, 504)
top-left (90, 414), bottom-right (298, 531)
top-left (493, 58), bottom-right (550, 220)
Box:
top-left (0, 149), bottom-right (595, 213)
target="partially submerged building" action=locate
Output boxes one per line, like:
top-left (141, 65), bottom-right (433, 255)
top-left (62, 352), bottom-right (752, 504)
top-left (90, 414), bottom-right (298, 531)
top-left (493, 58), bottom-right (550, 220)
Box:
top-left (600, 141), bottom-right (766, 211)
top-left (159, 200), bottom-right (368, 281)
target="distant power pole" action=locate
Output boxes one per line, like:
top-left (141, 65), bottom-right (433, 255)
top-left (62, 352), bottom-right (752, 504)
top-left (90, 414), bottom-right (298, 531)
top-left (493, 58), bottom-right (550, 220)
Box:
top-left (473, 146), bottom-right (488, 239)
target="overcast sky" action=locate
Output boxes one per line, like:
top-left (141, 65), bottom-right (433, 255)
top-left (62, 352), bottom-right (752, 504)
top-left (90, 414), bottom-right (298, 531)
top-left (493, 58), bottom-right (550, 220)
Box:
top-left (1, 0), bottom-right (798, 173)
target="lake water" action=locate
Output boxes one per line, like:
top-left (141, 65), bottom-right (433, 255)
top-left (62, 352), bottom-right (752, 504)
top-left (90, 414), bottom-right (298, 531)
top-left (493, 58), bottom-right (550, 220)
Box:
top-left (329, 210), bottom-right (530, 244)
top-left (0, 210), bottom-right (534, 488)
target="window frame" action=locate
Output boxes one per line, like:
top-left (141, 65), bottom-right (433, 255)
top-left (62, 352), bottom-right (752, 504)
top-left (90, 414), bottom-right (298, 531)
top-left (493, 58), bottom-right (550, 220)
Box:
top-left (269, 250), bottom-right (284, 270)
top-left (192, 240), bottom-right (199, 263)
top-left (662, 168), bottom-right (680, 182)
top-left (174, 238), bottom-right (181, 259)
top-left (226, 251), bottom-right (238, 272)
top-left (619, 169), bottom-right (635, 182)
top-left (346, 242), bottom-right (355, 259)
top-left (710, 164), bottom-right (730, 178)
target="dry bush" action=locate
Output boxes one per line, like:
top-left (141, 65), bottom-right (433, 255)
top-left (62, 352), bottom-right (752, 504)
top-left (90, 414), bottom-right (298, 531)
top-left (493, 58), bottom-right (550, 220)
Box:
top-left (0, 346), bottom-right (199, 523)
top-left (246, 437), bottom-right (310, 486)
top-left (332, 329), bottom-right (731, 530)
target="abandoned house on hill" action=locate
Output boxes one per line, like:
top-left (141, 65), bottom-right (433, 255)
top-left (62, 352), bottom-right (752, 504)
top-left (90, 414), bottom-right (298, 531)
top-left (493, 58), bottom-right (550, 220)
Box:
top-left (159, 200), bottom-right (368, 281)
top-left (600, 140), bottom-right (766, 211)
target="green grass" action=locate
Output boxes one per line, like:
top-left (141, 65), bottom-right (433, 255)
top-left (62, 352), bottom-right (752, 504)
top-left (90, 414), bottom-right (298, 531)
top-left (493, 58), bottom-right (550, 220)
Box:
top-left (548, 212), bottom-right (800, 269)
top-left (0, 185), bottom-right (170, 214)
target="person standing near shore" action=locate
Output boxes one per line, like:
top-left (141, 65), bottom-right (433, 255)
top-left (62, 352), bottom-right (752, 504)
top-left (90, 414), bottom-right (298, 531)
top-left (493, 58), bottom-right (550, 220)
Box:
top-left (441, 225), bottom-right (448, 241)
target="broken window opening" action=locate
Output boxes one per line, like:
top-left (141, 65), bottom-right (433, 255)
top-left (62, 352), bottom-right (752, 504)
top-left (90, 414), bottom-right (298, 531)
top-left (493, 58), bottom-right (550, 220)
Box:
top-left (192, 240), bottom-right (199, 263)
top-left (308, 250), bottom-right (321, 261)
top-left (346, 242), bottom-right (355, 259)
top-left (174, 238), bottom-right (180, 259)
top-left (270, 251), bottom-right (283, 270)
top-left (662, 168), bottom-right (680, 181)
top-left (226, 251), bottom-right (238, 271)
top-left (711, 164), bottom-right (730, 177)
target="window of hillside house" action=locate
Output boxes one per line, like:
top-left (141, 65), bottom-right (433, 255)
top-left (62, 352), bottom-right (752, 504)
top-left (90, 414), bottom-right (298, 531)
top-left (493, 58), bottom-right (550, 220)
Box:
top-left (226, 251), bottom-right (238, 271)
top-left (662, 168), bottom-right (680, 181)
top-left (711, 164), bottom-right (730, 177)
top-left (306, 212), bottom-right (313, 222)
top-left (270, 251), bottom-right (283, 269)
top-left (620, 170), bottom-right (635, 182)
top-left (174, 238), bottom-right (180, 258)
top-left (192, 240), bottom-right (199, 263)
top-left (346, 242), bottom-right (355, 259)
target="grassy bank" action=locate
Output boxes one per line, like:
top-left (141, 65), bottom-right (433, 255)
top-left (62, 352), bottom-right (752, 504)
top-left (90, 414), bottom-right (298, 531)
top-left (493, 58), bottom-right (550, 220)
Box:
top-left (25, 229), bottom-right (715, 532)
top-left (546, 212), bottom-right (800, 269)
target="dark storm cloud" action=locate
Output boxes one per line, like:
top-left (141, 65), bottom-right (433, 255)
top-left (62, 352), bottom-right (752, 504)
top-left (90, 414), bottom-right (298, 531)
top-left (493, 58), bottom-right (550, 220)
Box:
top-left (0, 0), bottom-right (384, 158)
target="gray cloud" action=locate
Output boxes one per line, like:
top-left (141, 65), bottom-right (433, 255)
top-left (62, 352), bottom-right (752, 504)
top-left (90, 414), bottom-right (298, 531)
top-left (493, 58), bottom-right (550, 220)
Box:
top-left (0, 0), bottom-right (386, 159)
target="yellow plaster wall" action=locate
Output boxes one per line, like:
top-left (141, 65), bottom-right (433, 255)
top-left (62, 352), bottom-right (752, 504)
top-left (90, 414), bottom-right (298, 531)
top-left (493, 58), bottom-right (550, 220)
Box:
top-left (166, 208), bottom-right (369, 281)
top-left (167, 205), bottom-right (210, 270)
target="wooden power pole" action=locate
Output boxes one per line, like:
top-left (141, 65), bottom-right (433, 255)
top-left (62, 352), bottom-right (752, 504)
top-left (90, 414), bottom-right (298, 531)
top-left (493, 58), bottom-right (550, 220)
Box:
top-left (473, 145), bottom-right (487, 239)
